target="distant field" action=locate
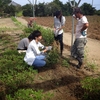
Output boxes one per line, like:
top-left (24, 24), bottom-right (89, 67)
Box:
top-left (24, 15), bottom-right (100, 40)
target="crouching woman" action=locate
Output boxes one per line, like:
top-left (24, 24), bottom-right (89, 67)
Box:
top-left (24, 30), bottom-right (52, 68)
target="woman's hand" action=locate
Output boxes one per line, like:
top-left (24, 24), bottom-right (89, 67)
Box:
top-left (42, 48), bottom-right (48, 53)
top-left (42, 46), bottom-right (52, 53)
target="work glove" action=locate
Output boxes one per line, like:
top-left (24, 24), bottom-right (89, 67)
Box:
top-left (46, 46), bottom-right (52, 51)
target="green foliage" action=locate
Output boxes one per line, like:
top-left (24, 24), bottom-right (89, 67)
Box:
top-left (95, 10), bottom-right (100, 16)
top-left (23, 27), bottom-right (34, 33)
top-left (22, 4), bottom-right (33, 17)
top-left (87, 61), bottom-right (97, 70)
top-left (23, 9), bottom-right (33, 17)
top-left (62, 58), bottom-right (70, 68)
top-left (6, 89), bottom-right (53, 100)
top-left (80, 3), bottom-right (96, 15)
top-left (23, 23), bottom-right (60, 66)
top-left (4, 5), bottom-right (16, 16)
top-left (0, 49), bottom-right (37, 94)
top-left (11, 17), bottom-right (25, 28)
top-left (62, 2), bottom-right (72, 16)
top-left (23, 23), bottom-right (59, 65)
top-left (40, 28), bottom-right (54, 45)
top-left (46, 48), bottom-right (59, 65)
top-left (0, 0), bottom-right (99, 17)
top-left (0, 22), bottom-right (58, 99)
top-left (22, 1), bottom-right (98, 17)
top-left (16, 11), bottom-right (23, 17)
top-left (81, 77), bottom-right (100, 92)
top-left (35, 3), bottom-right (46, 17)
top-left (0, 0), bottom-right (22, 17)
top-left (81, 76), bottom-right (100, 100)
top-left (0, 0), bottom-right (11, 7)
top-left (24, 24), bottom-right (54, 45)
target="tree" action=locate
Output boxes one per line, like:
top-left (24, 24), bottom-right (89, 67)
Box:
top-left (2, 0), bottom-right (11, 4)
top-left (48, 2), bottom-right (61, 16)
top-left (53, 0), bottom-right (63, 8)
top-left (63, 2), bottom-right (73, 16)
top-left (0, 0), bottom-right (11, 12)
top-left (21, 1), bottom-right (99, 17)
top-left (22, 4), bottom-right (32, 17)
top-left (80, 3), bottom-right (96, 15)
top-left (35, 3), bottom-right (46, 16)
top-left (95, 10), bottom-right (100, 16)
top-left (4, 5), bottom-right (16, 16)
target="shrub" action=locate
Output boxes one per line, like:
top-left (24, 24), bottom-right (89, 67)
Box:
top-left (0, 21), bottom-right (59, 99)
top-left (46, 48), bottom-right (59, 65)
top-left (0, 49), bottom-right (37, 94)
top-left (81, 76), bottom-right (100, 100)
top-left (6, 89), bottom-right (53, 100)
top-left (23, 24), bottom-right (54, 45)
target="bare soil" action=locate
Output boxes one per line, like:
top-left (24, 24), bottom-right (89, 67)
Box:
top-left (0, 18), bottom-right (17, 28)
top-left (24, 16), bottom-right (100, 40)
top-left (0, 17), bottom-right (100, 100)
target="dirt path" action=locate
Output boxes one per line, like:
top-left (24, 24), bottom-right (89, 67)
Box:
top-left (16, 17), bottom-right (100, 67)
top-left (0, 18), bottom-right (17, 28)
top-left (63, 32), bottom-right (100, 66)
top-left (0, 18), bottom-right (23, 53)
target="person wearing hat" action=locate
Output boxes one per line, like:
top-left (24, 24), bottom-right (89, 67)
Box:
top-left (54, 10), bottom-right (66, 56)
top-left (71, 7), bottom-right (89, 69)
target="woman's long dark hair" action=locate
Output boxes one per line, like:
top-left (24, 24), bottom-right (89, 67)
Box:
top-left (55, 10), bottom-right (62, 22)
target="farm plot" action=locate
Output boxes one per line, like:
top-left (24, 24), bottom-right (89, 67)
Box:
top-left (24, 16), bottom-right (100, 66)
top-left (0, 17), bottom-right (100, 100)
top-left (28, 16), bottom-right (100, 40)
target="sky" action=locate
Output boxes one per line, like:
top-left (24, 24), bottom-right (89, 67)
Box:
top-left (13, 0), bottom-right (100, 10)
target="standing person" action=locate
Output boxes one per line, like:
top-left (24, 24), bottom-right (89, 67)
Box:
top-left (17, 34), bottom-right (33, 53)
top-left (71, 7), bottom-right (89, 69)
top-left (24, 30), bottom-right (52, 68)
top-left (54, 10), bottom-right (66, 55)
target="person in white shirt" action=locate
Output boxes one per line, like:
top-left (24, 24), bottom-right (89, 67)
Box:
top-left (24, 30), bottom-right (52, 68)
top-left (54, 10), bottom-right (66, 55)
top-left (71, 7), bottom-right (89, 69)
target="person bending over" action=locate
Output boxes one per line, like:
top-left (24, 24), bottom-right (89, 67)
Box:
top-left (17, 34), bottom-right (33, 53)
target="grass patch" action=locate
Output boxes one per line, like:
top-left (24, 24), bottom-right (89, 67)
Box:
top-left (0, 23), bottom-right (59, 99)
top-left (11, 17), bottom-right (25, 29)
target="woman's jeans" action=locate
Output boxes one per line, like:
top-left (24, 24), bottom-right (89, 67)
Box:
top-left (54, 33), bottom-right (63, 54)
top-left (32, 54), bottom-right (46, 68)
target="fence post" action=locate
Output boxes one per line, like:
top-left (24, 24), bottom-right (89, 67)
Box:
top-left (68, 0), bottom-right (81, 55)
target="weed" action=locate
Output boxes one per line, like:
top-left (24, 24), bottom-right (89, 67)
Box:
top-left (11, 17), bottom-right (25, 29)
top-left (87, 61), bottom-right (97, 70)
top-left (46, 48), bottom-right (59, 65)
top-left (62, 59), bottom-right (70, 68)
top-left (23, 24), bottom-right (54, 45)
top-left (6, 89), bottom-right (53, 100)
top-left (81, 76), bottom-right (100, 100)
top-left (0, 20), bottom-right (59, 100)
